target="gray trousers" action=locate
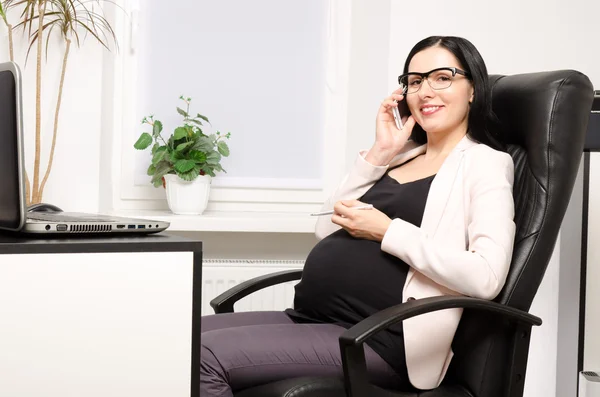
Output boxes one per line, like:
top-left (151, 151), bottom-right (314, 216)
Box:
top-left (200, 311), bottom-right (406, 397)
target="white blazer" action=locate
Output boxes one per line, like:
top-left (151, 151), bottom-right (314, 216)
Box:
top-left (315, 135), bottom-right (516, 390)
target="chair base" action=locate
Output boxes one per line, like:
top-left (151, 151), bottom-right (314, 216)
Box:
top-left (234, 376), bottom-right (474, 397)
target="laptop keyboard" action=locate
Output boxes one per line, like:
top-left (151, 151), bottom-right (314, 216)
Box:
top-left (27, 213), bottom-right (122, 222)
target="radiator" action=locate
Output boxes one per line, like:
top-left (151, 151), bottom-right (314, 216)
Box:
top-left (202, 259), bottom-right (304, 315)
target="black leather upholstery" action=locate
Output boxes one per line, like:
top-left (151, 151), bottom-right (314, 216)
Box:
top-left (445, 71), bottom-right (594, 397)
top-left (235, 377), bottom-right (474, 397)
top-left (226, 70), bottom-right (594, 397)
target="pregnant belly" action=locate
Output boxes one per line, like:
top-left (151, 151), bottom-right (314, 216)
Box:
top-left (293, 230), bottom-right (407, 323)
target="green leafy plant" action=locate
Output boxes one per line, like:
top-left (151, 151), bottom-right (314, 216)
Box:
top-left (133, 96), bottom-right (231, 188)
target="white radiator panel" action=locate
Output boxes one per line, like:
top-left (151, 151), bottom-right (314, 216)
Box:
top-left (202, 259), bottom-right (304, 315)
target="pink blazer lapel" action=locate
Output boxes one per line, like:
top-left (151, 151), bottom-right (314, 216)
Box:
top-left (401, 135), bottom-right (478, 286)
top-left (420, 149), bottom-right (463, 235)
top-left (421, 135), bottom-right (478, 236)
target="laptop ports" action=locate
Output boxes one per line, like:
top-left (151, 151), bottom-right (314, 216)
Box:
top-left (127, 225), bottom-right (135, 229)
top-left (56, 224), bottom-right (68, 232)
top-left (116, 224), bottom-right (125, 229)
top-left (137, 225), bottom-right (146, 229)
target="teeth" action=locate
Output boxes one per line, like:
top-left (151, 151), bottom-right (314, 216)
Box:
top-left (422, 106), bottom-right (440, 113)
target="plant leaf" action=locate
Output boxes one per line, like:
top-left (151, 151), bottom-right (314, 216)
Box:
top-left (153, 120), bottom-right (163, 137)
top-left (197, 113), bottom-right (210, 124)
top-left (151, 162), bottom-right (173, 186)
top-left (213, 164), bottom-right (224, 172)
top-left (173, 126), bottom-right (188, 140)
top-left (154, 161), bottom-right (171, 175)
top-left (177, 166), bottom-right (200, 181)
top-left (206, 151), bottom-right (221, 165)
top-left (189, 150), bottom-right (207, 163)
top-left (174, 159), bottom-right (196, 173)
top-left (217, 141), bottom-right (230, 157)
top-left (134, 132), bottom-right (152, 149)
top-left (170, 149), bottom-right (183, 161)
top-left (151, 142), bottom-right (160, 154)
top-left (152, 147), bottom-right (167, 164)
top-left (202, 167), bottom-right (216, 177)
top-left (176, 141), bottom-right (194, 152)
top-left (192, 136), bottom-right (213, 152)
top-left (177, 107), bottom-right (188, 117)
top-left (151, 173), bottom-right (167, 187)
top-left (147, 163), bottom-right (156, 176)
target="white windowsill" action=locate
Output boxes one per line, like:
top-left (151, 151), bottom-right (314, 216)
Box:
top-left (108, 210), bottom-right (318, 233)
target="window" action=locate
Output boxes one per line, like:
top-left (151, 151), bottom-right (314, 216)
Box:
top-left (106, 0), bottom-right (351, 211)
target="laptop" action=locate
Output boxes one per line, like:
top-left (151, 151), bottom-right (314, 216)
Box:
top-left (0, 61), bottom-right (170, 235)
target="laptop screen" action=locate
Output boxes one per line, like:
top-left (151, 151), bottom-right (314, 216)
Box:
top-left (0, 65), bottom-right (24, 230)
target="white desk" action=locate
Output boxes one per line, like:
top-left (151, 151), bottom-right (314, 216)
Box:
top-left (0, 234), bottom-right (202, 397)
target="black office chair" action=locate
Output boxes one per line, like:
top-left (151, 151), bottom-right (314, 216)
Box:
top-left (210, 70), bottom-right (594, 397)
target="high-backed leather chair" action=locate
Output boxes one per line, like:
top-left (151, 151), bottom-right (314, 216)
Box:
top-left (210, 70), bottom-right (594, 397)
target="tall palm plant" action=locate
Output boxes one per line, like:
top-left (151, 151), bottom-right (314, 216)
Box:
top-left (10, 0), bottom-right (49, 205)
top-left (1, 0), bottom-right (116, 204)
top-left (0, 0), bottom-right (15, 61)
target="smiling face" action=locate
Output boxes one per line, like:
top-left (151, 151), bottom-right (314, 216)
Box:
top-left (405, 46), bottom-right (474, 138)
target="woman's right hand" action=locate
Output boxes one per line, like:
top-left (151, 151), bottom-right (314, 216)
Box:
top-left (365, 88), bottom-right (416, 166)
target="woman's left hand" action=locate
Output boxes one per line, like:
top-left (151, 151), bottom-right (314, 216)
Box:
top-left (331, 200), bottom-right (392, 242)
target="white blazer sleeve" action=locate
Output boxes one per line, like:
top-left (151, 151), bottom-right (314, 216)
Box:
top-left (380, 150), bottom-right (516, 300)
top-left (315, 151), bottom-right (388, 240)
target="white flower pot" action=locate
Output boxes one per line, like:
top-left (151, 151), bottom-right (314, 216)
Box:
top-left (164, 174), bottom-right (212, 215)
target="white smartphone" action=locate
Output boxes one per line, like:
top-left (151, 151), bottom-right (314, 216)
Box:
top-left (392, 105), bottom-right (404, 130)
top-left (392, 84), bottom-right (409, 130)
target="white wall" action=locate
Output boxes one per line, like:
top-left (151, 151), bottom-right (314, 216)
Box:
top-left (344, 0), bottom-right (391, 170)
top-left (386, 0), bottom-right (600, 88)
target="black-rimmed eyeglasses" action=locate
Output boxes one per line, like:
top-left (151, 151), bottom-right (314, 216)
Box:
top-left (398, 67), bottom-right (471, 94)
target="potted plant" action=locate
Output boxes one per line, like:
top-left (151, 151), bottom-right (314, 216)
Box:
top-left (134, 96), bottom-right (231, 215)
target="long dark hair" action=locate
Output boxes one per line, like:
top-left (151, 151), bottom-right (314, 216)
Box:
top-left (403, 36), bottom-right (505, 151)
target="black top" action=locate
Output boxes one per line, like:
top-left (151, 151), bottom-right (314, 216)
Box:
top-left (286, 164), bottom-right (435, 376)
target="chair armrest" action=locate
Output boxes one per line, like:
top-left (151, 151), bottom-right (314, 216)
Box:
top-left (341, 295), bottom-right (541, 347)
top-left (338, 296), bottom-right (542, 397)
top-left (209, 269), bottom-right (303, 314)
